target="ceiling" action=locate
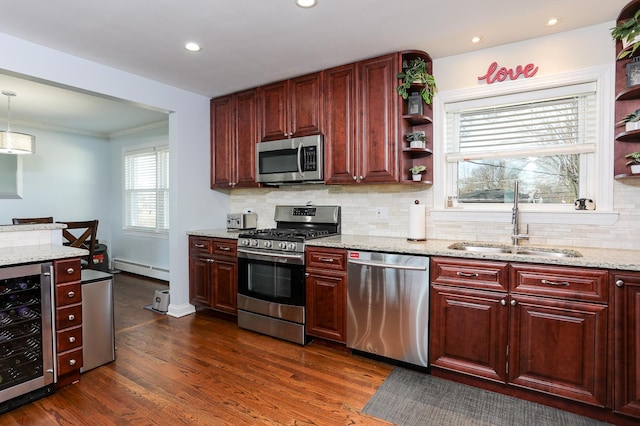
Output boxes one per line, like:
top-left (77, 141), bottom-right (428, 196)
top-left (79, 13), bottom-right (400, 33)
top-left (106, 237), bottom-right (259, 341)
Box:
top-left (0, 0), bottom-right (629, 135)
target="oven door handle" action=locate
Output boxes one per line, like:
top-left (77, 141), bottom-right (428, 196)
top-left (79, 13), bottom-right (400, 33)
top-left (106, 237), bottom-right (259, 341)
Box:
top-left (238, 248), bottom-right (305, 263)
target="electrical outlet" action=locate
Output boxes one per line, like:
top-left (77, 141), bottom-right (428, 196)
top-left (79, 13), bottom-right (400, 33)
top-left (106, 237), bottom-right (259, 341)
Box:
top-left (375, 207), bottom-right (388, 219)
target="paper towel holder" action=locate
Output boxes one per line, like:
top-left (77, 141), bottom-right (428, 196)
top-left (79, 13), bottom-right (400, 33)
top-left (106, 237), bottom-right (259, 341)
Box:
top-left (407, 200), bottom-right (427, 242)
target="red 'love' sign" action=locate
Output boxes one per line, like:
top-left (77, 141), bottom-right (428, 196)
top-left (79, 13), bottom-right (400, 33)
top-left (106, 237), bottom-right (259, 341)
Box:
top-left (478, 61), bottom-right (539, 84)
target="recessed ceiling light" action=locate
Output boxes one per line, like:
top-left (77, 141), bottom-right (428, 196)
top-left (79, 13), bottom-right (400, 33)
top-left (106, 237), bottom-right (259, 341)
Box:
top-left (185, 42), bottom-right (202, 52)
top-left (295, 0), bottom-right (318, 8)
top-left (546, 17), bottom-right (561, 26)
top-left (471, 36), bottom-right (483, 44)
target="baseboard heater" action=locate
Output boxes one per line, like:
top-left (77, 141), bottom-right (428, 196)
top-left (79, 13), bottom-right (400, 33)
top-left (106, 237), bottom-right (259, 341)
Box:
top-left (112, 258), bottom-right (169, 281)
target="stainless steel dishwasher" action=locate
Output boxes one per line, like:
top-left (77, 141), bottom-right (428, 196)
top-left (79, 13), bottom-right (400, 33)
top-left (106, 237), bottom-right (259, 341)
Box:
top-left (347, 251), bottom-right (430, 367)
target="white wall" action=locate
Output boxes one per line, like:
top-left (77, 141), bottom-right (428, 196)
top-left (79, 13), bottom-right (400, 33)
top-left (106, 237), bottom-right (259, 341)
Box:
top-left (230, 23), bottom-right (640, 251)
top-left (0, 125), bottom-right (111, 239)
top-left (0, 32), bottom-right (228, 317)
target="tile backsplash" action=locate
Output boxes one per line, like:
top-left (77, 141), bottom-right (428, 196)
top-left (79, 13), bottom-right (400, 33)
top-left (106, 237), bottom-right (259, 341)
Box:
top-left (229, 180), bottom-right (640, 251)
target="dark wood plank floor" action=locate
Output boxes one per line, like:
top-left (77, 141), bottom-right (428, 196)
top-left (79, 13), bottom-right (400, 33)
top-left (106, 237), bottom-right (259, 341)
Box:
top-left (3, 273), bottom-right (393, 425)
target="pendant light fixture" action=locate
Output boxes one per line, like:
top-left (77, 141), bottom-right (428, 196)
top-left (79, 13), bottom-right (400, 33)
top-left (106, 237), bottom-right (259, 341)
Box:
top-left (0, 90), bottom-right (35, 155)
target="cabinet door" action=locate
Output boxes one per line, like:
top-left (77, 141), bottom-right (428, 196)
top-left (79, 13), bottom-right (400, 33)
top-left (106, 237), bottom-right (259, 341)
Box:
top-left (259, 80), bottom-right (289, 141)
top-left (509, 295), bottom-right (608, 407)
top-left (189, 255), bottom-right (211, 307)
top-left (430, 284), bottom-right (508, 383)
top-left (613, 272), bottom-right (640, 418)
top-left (210, 96), bottom-right (235, 188)
top-left (290, 72), bottom-right (323, 138)
top-left (306, 271), bottom-right (346, 342)
top-left (324, 63), bottom-right (358, 184)
top-left (234, 88), bottom-right (260, 187)
top-left (358, 53), bottom-right (399, 183)
top-left (211, 256), bottom-right (237, 314)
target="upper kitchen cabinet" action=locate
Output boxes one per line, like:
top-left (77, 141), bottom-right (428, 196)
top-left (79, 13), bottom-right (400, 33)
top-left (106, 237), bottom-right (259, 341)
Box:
top-left (324, 51), bottom-right (433, 185)
top-left (210, 89), bottom-right (261, 189)
top-left (325, 53), bottom-right (400, 184)
top-left (259, 72), bottom-right (324, 142)
top-left (614, 0), bottom-right (640, 181)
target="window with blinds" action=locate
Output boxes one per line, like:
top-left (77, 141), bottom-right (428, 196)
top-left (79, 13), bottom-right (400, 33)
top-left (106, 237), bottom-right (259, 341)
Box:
top-left (123, 145), bottom-right (169, 232)
top-left (445, 83), bottom-right (597, 206)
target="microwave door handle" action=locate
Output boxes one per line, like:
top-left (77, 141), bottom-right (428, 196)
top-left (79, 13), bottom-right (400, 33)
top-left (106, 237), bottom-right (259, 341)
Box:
top-left (296, 141), bottom-right (304, 176)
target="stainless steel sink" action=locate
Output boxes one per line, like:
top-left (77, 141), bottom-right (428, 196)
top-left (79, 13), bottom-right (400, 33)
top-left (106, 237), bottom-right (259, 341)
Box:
top-left (447, 242), bottom-right (582, 258)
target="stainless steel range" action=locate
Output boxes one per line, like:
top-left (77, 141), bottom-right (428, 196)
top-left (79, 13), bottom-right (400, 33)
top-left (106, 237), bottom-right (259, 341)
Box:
top-left (236, 205), bottom-right (341, 345)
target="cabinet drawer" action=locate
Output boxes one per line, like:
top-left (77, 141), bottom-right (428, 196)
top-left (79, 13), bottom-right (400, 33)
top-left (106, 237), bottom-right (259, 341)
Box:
top-left (307, 247), bottom-right (347, 272)
top-left (213, 239), bottom-right (237, 256)
top-left (57, 348), bottom-right (83, 375)
top-left (55, 282), bottom-right (82, 306)
top-left (54, 258), bottom-right (81, 284)
top-left (189, 236), bottom-right (213, 256)
top-left (431, 257), bottom-right (509, 292)
top-left (57, 326), bottom-right (83, 352)
top-left (510, 264), bottom-right (608, 302)
top-left (56, 304), bottom-right (82, 329)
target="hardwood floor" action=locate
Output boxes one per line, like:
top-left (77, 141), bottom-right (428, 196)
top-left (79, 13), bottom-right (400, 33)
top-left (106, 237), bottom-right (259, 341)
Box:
top-left (3, 273), bottom-right (393, 425)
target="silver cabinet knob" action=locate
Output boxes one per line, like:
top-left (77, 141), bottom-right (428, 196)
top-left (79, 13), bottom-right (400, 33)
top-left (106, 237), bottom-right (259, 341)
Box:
top-left (615, 279), bottom-right (624, 288)
top-left (500, 299), bottom-right (506, 306)
top-left (67, 291), bottom-right (75, 298)
top-left (352, 176), bottom-right (357, 181)
top-left (510, 299), bottom-right (517, 306)
top-left (69, 336), bottom-right (76, 343)
top-left (66, 267), bottom-right (75, 275)
top-left (69, 359), bottom-right (76, 366)
top-left (68, 314), bottom-right (75, 321)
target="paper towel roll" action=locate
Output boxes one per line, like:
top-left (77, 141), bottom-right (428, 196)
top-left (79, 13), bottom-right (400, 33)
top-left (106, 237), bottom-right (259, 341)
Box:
top-left (408, 201), bottom-right (426, 241)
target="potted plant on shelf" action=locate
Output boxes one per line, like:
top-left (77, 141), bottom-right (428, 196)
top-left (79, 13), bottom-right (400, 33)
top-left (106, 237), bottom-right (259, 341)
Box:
top-left (619, 110), bottom-right (640, 131)
top-left (397, 58), bottom-right (437, 105)
top-left (625, 151), bottom-right (640, 174)
top-left (407, 131), bottom-right (426, 148)
top-left (409, 165), bottom-right (426, 181)
top-left (611, 9), bottom-right (640, 59)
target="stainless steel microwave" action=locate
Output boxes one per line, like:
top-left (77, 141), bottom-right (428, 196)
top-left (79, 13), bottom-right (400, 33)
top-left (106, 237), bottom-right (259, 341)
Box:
top-left (255, 135), bottom-right (324, 185)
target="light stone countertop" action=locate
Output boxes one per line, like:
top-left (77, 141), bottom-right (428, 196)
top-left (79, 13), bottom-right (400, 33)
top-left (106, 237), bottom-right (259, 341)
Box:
top-left (188, 229), bottom-right (640, 272)
top-left (0, 244), bottom-right (88, 267)
top-left (0, 223), bottom-right (66, 232)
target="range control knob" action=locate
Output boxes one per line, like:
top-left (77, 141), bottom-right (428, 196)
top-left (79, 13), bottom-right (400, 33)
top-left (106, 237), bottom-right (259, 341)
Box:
top-left (249, 239), bottom-right (259, 247)
top-left (287, 242), bottom-right (297, 251)
top-left (240, 239), bottom-right (249, 246)
top-left (263, 241), bottom-right (272, 248)
top-left (278, 242), bottom-right (287, 250)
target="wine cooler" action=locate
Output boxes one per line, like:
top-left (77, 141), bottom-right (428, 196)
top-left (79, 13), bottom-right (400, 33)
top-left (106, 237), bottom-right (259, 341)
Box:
top-left (0, 262), bottom-right (55, 413)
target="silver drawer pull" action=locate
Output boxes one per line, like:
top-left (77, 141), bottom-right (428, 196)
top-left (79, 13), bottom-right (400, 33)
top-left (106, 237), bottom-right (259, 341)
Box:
top-left (68, 314), bottom-right (75, 321)
top-left (69, 336), bottom-right (76, 343)
top-left (318, 257), bottom-right (335, 263)
top-left (194, 243), bottom-right (205, 248)
top-left (541, 279), bottom-right (570, 287)
top-left (66, 267), bottom-right (75, 275)
top-left (67, 291), bottom-right (75, 298)
top-left (218, 246), bottom-right (231, 251)
top-left (456, 271), bottom-right (479, 278)
top-left (69, 359), bottom-right (76, 366)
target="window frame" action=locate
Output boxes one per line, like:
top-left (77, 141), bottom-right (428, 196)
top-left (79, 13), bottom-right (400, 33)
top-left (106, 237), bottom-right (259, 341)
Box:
top-left (431, 65), bottom-right (618, 226)
top-left (122, 142), bottom-right (169, 235)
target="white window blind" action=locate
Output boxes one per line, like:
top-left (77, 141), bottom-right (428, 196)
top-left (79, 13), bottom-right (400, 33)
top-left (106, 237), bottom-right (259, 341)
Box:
top-left (446, 86), bottom-right (597, 163)
top-left (123, 145), bottom-right (169, 232)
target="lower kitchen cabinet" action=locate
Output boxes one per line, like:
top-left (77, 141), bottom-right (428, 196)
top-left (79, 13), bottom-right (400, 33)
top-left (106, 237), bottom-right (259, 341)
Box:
top-left (612, 271), bottom-right (640, 420)
top-left (188, 236), bottom-right (238, 315)
top-left (53, 258), bottom-right (83, 388)
top-left (430, 257), bottom-right (610, 409)
top-left (305, 247), bottom-right (347, 343)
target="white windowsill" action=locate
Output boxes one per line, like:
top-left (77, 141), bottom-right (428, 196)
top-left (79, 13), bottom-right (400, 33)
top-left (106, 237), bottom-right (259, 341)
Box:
top-left (431, 209), bottom-right (619, 226)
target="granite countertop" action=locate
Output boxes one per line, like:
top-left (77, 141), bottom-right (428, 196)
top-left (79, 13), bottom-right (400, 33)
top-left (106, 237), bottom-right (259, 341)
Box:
top-left (0, 223), bottom-right (66, 232)
top-left (187, 229), bottom-right (640, 272)
top-left (0, 245), bottom-right (88, 267)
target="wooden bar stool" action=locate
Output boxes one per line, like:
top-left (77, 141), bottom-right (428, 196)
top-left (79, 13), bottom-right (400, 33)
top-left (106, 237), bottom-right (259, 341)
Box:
top-left (57, 220), bottom-right (99, 269)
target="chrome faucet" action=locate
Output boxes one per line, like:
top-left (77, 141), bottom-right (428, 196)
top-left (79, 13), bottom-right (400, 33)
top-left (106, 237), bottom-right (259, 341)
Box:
top-left (511, 180), bottom-right (529, 247)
